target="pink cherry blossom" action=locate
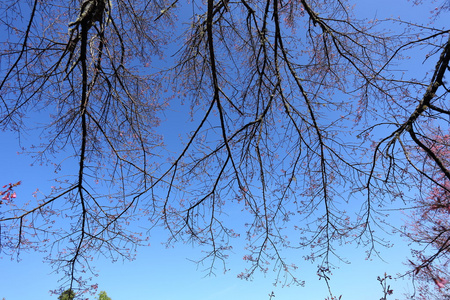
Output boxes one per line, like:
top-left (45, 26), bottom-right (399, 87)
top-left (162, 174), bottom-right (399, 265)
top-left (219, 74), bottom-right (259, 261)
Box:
top-left (433, 277), bottom-right (448, 289)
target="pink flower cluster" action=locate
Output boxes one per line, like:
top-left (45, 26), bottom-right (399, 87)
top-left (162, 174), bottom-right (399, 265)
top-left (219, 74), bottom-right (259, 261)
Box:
top-left (0, 181), bottom-right (21, 203)
top-left (433, 276), bottom-right (448, 289)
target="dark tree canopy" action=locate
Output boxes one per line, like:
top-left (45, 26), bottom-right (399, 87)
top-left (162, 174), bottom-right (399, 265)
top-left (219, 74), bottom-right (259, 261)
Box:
top-left (58, 289), bottom-right (75, 300)
top-left (0, 0), bottom-right (449, 297)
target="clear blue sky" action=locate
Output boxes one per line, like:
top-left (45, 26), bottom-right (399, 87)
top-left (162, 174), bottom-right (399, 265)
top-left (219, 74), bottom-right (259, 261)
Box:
top-left (1, 0), bottom-right (448, 299)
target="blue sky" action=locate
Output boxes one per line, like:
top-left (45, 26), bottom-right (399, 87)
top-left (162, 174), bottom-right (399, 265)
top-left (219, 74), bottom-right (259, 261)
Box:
top-left (0, 105), bottom-right (420, 300)
top-left (1, 0), bottom-right (449, 299)
top-left (0, 128), bottom-right (413, 299)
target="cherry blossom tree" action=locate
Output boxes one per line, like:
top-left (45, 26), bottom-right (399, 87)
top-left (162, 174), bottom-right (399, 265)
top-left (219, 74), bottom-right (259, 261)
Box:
top-left (402, 133), bottom-right (450, 298)
top-left (0, 0), bottom-right (449, 296)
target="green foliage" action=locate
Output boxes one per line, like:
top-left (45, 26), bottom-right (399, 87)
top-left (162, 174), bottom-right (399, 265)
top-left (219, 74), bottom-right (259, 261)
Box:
top-left (97, 291), bottom-right (112, 300)
top-left (58, 289), bottom-right (75, 300)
